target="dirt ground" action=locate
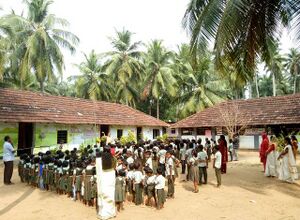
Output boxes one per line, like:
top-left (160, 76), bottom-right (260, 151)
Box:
top-left (0, 151), bottom-right (300, 220)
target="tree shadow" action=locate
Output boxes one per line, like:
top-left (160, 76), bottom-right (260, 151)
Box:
top-left (0, 188), bottom-right (34, 216)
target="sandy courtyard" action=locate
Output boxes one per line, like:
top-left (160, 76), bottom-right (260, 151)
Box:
top-left (0, 151), bottom-right (300, 220)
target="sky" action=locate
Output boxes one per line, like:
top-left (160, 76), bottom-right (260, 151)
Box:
top-left (0, 0), bottom-right (190, 78)
top-left (0, 0), bottom-right (297, 79)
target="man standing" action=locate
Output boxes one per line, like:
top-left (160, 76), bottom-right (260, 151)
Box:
top-left (232, 134), bottom-right (239, 161)
top-left (3, 136), bottom-right (15, 185)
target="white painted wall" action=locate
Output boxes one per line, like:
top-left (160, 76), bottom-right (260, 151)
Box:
top-left (109, 125), bottom-right (162, 141)
top-left (142, 126), bottom-right (162, 140)
top-left (110, 125), bottom-right (137, 141)
top-left (240, 136), bottom-right (255, 149)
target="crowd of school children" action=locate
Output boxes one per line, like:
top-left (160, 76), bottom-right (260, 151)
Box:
top-left (17, 137), bottom-right (228, 213)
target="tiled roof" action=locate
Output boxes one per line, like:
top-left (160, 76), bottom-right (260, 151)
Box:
top-left (172, 94), bottom-right (300, 128)
top-left (0, 88), bottom-right (169, 127)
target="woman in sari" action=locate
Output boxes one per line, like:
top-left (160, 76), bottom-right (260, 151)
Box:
top-left (260, 133), bottom-right (269, 172)
top-left (277, 137), bottom-right (299, 183)
top-left (265, 136), bottom-right (277, 177)
top-left (291, 135), bottom-right (298, 160)
top-left (218, 135), bottom-right (228, 174)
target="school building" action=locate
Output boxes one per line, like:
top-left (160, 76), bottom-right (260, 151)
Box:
top-left (0, 88), bottom-right (168, 155)
top-left (170, 94), bottom-right (300, 149)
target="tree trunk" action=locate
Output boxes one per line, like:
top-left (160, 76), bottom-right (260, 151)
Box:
top-left (248, 83), bottom-right (252, 99)
top-left (40, 81), bottom-right (44, 93)
top-left (156, 98), bottom-right (159, 119)
top-left (294, 76), bottom-right (297, 94)
top-left (255, 73), bottom-right (260, 98)
top-left (272, 73), bottom-right (276, 96)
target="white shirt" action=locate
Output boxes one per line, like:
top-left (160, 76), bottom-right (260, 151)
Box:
top-left (145, 157), bottom-right (153, 169)
top-left (179, 148), bottom-right (186, 160)
top-left (3, 141), bottom-right (14, 162)
top-left (126, 156), bottom-right (134, 165)
top-left (158, 149), bottom-right (167, 164)
top-left (133, 170), bottom-right (144, 184)
top-left (197, 151), bottom-right (208, 167)
top-left (185, 148), bottom-right (193, 161)
top-left (155, 175), bottom-right (165, 189)
top-left (127, 170), bottom-right (134, 180)
top-left (146, 175), bottom-right (156, 185)
top-left (165, 157), bottom-right (174, 176)
top-left (214, 151), bottom-right (222, 169)
top-left (153, 146), bottom-right (159, 152)
top-left (116, 164), bottom-right (123, 172)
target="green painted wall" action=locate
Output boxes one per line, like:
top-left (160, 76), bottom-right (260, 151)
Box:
top-left (0, 123), bottom-right (18, 154)
top-left (34, 123), bottom-right (99, 150)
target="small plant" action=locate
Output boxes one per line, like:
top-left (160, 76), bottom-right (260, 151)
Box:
top-left (120, 131), bottom-right (137, 145)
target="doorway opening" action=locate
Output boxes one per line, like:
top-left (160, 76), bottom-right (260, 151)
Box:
top-left (100, 125), bottom-right (109, 137)
top-left (137, 127), bottom-right (142, 141)
top-left (18, 123), bottom-right (34, 156)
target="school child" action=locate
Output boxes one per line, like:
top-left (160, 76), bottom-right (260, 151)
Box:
top-left (18, 154), bottom-right (26, 182)
top-left (38, 159), bottom-right (45, 190)
top-left (90, 167), bottom-right (97, 208)
top-left (116, 158), bottom-right (123, 173)
top-left (154, 167), bottom-right (165, 210)
top-left (47, 157), bottom-right (55, 191)
top-left (197, 145), bottom-right (208, 185)
top-left (55, 160), bottom-right (63, 194)
top-left (60, 160), bottom-right (70, 195)
top-left (83, 158), bottom-right (94, 206)
top-left (126, 163), bottom-right (135, 202)
top-left (24, 156), bottom-right (31, 184)
top-left (228, 139), bottom-right (233, 161)
top-left (152, 151), bottom-right (159, 175)
top-left (165, 151), bottom-right (175, 198)
top-left (145, 151), bottom-right (153, 170)
top-left (115, 169), bottom-right (126, 212)
top-left (31, 157), bottom-right (40, 188)
top-left (188, 150), bottom-right (199, 193)
top-left (179, 142), bottom-right (186, 175)
top-left (72, 160), bottom-right (83, 201)
top-left (132, 163), bottom-right (144, 205)
top-left (213, 146), bottom-right (222, 187)
top-left (145, 168), bottom-right (156, 207)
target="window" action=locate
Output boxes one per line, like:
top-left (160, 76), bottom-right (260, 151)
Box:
top-left (196, 128), bottom-right (205, 135)
top-left (181, 128), bottom-right (193, 135)
top-left (171, 128), bottom-right (176, 134)
top-left (153, 129), bottom-right (160, 139)
top-left (117, 129), bottom-right (123, 139)
top-left (57, 130), bottom-right (68, 144)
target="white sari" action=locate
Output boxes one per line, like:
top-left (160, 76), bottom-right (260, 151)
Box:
top-left (265, 150), bottom-right (277, 177)
top-left (278, 145), bottom-right (299, 183)
top-left (96, 158), bottom-right (116, 220)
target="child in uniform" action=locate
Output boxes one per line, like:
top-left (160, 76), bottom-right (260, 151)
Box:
top-left (126, 163), bottom-right (135, 202)
top-left (165, 151), bottom-right (175, 198)
top-left (154, 167), bottom-right (165, 210)
top-left (145, 168), bottom-right (156, 207)
top-left (213, 146), bottom-right (222, 187)
top-left (115, 169), bottom-right (126, 211)
top-left (132, 163), bottom-right (144, 205)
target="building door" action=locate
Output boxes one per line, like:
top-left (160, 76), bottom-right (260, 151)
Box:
top-left (18, 123), bottom-right (34, 156)
top-left (100, 125), bottom-right (109, 137)
top-left (137, 127), bottom-right (142, 141)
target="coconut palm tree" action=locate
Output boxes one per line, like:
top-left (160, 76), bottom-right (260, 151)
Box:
top-left (104, 28), bottom-right (143, 106)
top-left (264, 39), bottom-right (285, 96)
top-left (285, 48), bottom-right (300, 94)
top-left (142, 40), bottom-right (177, 119)
top-left (72, 50), bottom-right (111, 101)
top-left (179, 51), bottom-right (225, 116)
top-left (0, 16), bottom-right (15, 80)
top-left (4, 0), bottom-right (79, 92)
top-left (182, 0), bottom-right (300, 79)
